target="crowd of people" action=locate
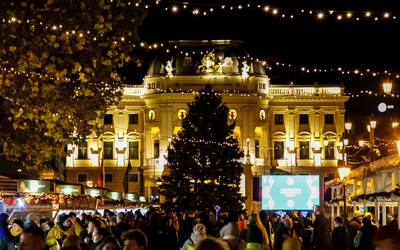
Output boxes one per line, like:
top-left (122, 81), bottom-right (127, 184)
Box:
top-left (0, 205), bottom-right (400, 250)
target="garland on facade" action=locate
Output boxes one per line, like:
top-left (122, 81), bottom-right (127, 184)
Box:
top-left (0, 193), bottom-right (140, 207)
top-left (329, 187), bottom-right (400, 204)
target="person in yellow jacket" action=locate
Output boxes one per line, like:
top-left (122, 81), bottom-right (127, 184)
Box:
top-left (46, 213), bottom-right (82, 250)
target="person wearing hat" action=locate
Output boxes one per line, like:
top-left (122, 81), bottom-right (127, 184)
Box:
top-left (2, 219), bottom-right (24, 250)
top-left (181, 223), bottom-right (207, 250)
top-left (347, 210), bottom-right (363, 250)
top-left (46, 213), bottom-right (77, 250)
top-left (312, 206), bottom-right (330, 250)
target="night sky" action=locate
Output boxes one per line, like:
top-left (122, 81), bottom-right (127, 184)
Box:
top-left (133, 0), bottom-right (400, 137)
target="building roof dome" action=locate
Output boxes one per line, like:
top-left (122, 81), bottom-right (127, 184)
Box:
top-left (146, 40), bottom-right (267, 77)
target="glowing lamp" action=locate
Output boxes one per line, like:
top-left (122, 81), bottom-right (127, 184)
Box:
top-left (338, 167), bottom-right (350, 181)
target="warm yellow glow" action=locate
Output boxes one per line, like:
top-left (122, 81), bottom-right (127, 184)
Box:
top-left (150, 127), bottom-right (160, 135)
top-left (397, 140), bottom-right (400, 157)
top-left (117, 154), bottom-right (125, 167)
top-left (370, 119), bottom-right (377, 129)
top-left (343, 139), bottom-right (349, 146)
top-left (383, 82), bottom-right (392, 94)
top-left (392, 122), bottom-right (399, 128)
top-left (345, 122), bottom-right (352, 131)
top-left (324, 138), bottom-right (329, 146)
top-left (338, 167), bottom-right (350, 180)
top-left (359, 141), bottom-right (365, 147)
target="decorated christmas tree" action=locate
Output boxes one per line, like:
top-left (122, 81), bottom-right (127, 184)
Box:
top-left (161, 84), bottom-right (245, 212)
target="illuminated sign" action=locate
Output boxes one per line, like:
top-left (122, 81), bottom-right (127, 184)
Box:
top-left (107, 192), bottom-right (122, 200)
top-left (261, 175), bottom-right (320, 210)
top-left (17, 180), bottom-right (50, 193)
top-left (125, 193), bottom-right (139, 201)
top-left (56, 185), bottom-right (82, 195)
top-left (85, 188), bottom-right (107, 197)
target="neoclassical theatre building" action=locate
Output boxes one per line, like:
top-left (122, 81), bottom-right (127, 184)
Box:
top-left (63, 40), bottom-right (349, 211)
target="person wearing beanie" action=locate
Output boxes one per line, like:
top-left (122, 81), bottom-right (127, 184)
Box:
top-left (2, 219), bottom-right (24, 249)
top-left (181, 223), bottom-right (207, 250)
top-left (46, 213), bottom-right (78, 250)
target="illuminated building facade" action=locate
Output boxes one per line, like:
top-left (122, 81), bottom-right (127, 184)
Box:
top-left (64, 40), bottom-right (349, 211)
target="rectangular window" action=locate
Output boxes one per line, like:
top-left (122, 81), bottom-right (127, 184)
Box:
top-left (154, 140), bottom-right (160, 158)
top-left (129, 114), bottom-right (139, 124)
top-left (105, 174), bottom-right (112, 182)
top-left (103, 141), bottom-right (114, 159)
top-left (325, 114), bottom-right (334, 124)
top-left (275, 114), bottom-right (284, 125)
top-left (299, 114), bottom-right (309, 125)
top-left (77, 141), bottom-right (88, 159)
top-left (274, 141), bottom-right (284, 160)
top-left (104, 114), bottom-right (113, 124)
top-left (128, 174), bottom-right (139, 182)
top-left (129, 141), bottom-right (139, 159)
top-left (77, 174), bottom-right (87, 183)
top-left (325, 141), bottom-right (335, 160)
top-left (255, 140), bottom-right (260, 158)
top-left (299, 141), bottom-right (310, 159)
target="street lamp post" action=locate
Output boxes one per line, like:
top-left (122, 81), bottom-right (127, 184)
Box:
top-left (338, 166), bottom-right (351, 226)
top-left (368, 118), bottom-right (377, 162)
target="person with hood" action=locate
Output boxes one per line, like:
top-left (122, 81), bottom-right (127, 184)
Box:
top-left (2, 219), bottom-right (24, 250)
top-left (330, 216), bottom-right (349, 250)
top-left (181, 223), bottom-right (207, 250)
top-left (245, 224), bottom-right (265, 250)
top-left (219, 211), bottom-right (246, 250)
top-left (46, 214), bottom-right (77, 249)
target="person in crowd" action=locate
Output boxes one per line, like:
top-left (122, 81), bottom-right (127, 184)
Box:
top-left (60, 234), bottom-right (80, 250)
top-left (180, 210), bottom-right (198, 248)
top-left (0, 213), bottom-right (9, 249)
top-left (330, 216), bottom-right (349, 250)
top-left (353, 215), bottom-right (378, 250)
top-left (113, 212), bottom-right (132, 245)
top-left (194, 237), bottom-right (230, 250)
top-left (168, 211), bottom-right (181, 249)
top-left (90, 227), bottom-right (112, 250)
top-left (23, 213), bottom-right (38, 229)
top-left (347, 210), bottom-right (362, 250)
top-left (245, 224), bottom-right (265, 250)
top-left (2, 219), bottom-right (24, 250)
top-left (19, 226), bottom-right (47, 250)
top-left (270, 213), bottom-right (280, 233)
top-left (68, 212), bottom-right (84, 237)
top-left (121, 229), bottom-right (148, 250)
top-left (96, 235), bottom-right (122, 250)
top-left (133, 210), bottom-right (146, 230)
top-left (219, 211), bottom-right (246, 250)
top-left (389, 213), bottom-right (398, 226)
top-left (259, 210), bottom-right (273, 250)
top-left (312, 206), bottom-right (330, 250)
top-left (139, 211), bottom-right (170, 250)
top-left (81, 218), bottom-right (102, 250)
top-left (46, 214), bottom-right (78, 249)
top-left (291, 210), bottom-right (304, 228)
top-left (302, 213), bottom-right (313, 250)
top-left (372, 224), bottom-right (400, 250)
top-left (247, 213), bottom-right (269, 249)
top-left (291, 217), bottom-right (306, 250)
top-left (237, 212), bottom-right (247, 232)
top-left (273, 218), bottom-right (292, 250)
top-left (181, 223), bottom-right (207, 250)
top-left (161, 214), bottom-right (179, 250)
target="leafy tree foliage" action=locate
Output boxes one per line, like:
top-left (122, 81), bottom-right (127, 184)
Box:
top-left (161, 84), bottom-right (246, 212)
top-left (0, 1), bottom-right (148, 169)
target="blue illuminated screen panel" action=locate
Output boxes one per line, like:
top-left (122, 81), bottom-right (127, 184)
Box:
top-left (261, 175), bottom-right (320, 210)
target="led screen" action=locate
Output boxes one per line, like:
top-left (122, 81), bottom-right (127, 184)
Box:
top-left (261, 175), bottom-right (320, 210)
